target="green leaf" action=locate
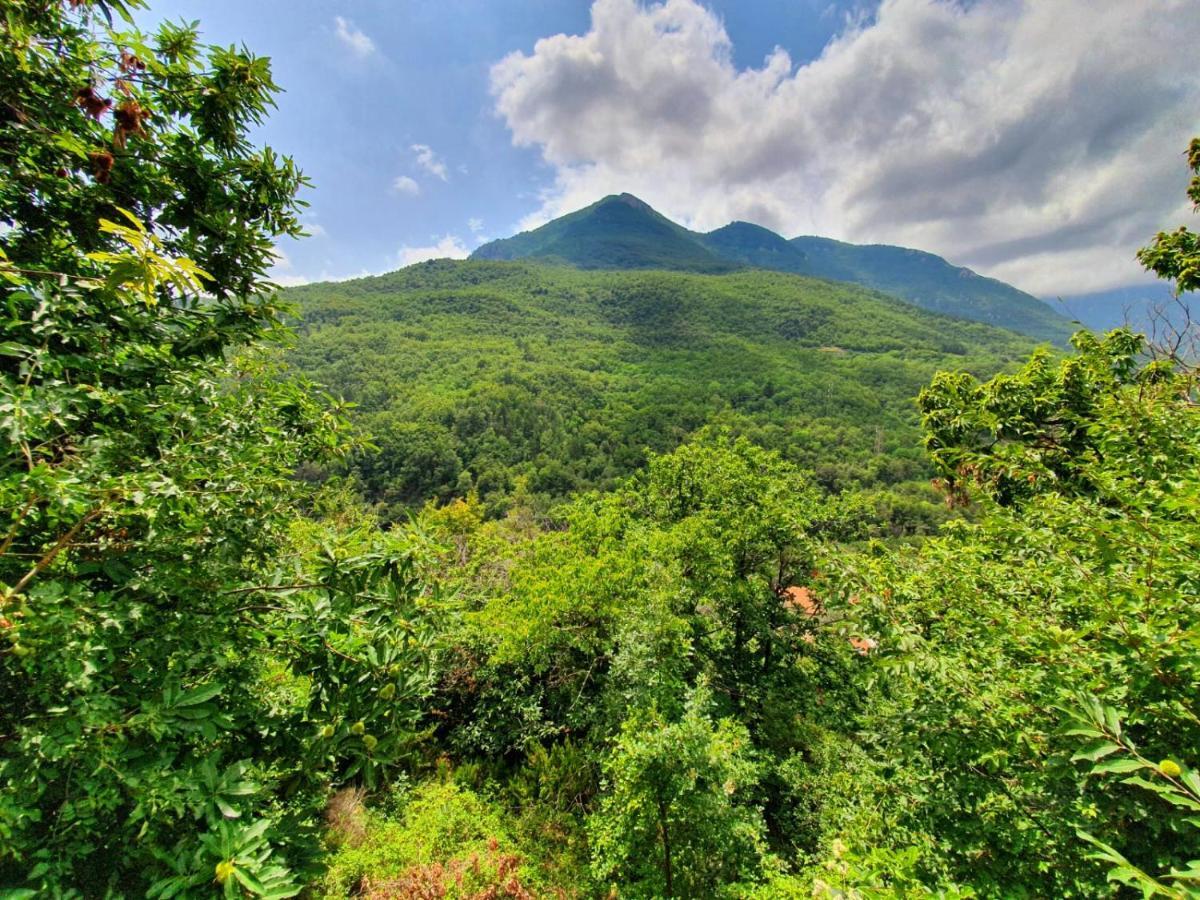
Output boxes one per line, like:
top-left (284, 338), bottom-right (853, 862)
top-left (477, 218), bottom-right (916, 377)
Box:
top-left (1165, 860), bottom-right (1200, 882)
top-left (1121, 777), bottom-right (1200, 811)
top-left (1072, 741), bottom-right (1120, 763)
top-left (215, 798), bottom-right (241, 819)
top-left (1090, 757), bottom-right (1146, 775)
top-left (174, 683), bottom-right (223, 707)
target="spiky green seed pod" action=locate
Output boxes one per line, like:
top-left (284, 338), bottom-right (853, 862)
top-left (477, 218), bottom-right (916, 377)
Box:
top-left (378, 683), bottom-right (396, 700)
top-left (362, 734), bottom-right (378, 751)
top-left (215, 860), bottom-right (235, 883)
top-left (350, 720), bottom-right (365, 735)
top-left (318, 724), bottom-right (334, 739)
top-left (1160, 759), bottom-right (1183, 778)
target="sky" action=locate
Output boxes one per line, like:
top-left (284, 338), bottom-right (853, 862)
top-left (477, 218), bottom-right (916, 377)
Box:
top-left (146, 0), bottom-right (1200, 298)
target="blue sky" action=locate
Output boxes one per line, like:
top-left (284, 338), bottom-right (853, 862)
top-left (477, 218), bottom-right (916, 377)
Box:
top-left (146, 0), bottom-right (1200, 296)
top-left (147, 0), bottom-right (863, 283)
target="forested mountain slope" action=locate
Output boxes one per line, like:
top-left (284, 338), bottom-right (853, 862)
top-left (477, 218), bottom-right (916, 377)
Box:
top-left (470, 193), bottom-right (737, 273)
top-left (701, 220), bottom-right (812, 273)
top-left (286, 260), bottom-right (1035, 521)
top-left (7, 3), bottom-right (1200, 897)
top-left (471, 195), bottom-right (1076, 342)
top-left (789, 235), bottom-right (1076, 343)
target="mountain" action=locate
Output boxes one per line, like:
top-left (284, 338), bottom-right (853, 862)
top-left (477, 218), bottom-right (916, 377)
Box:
top-left (788, 236), bottom-right (1073, 343)
top-left (471, 193), bottom-right (737, 273)
top-left (700, 221), bottom-right (811, 272)
top-left (287, 260), bottom-right (1036, 519)
top-left (471, 196), bottom-right (1075, 343)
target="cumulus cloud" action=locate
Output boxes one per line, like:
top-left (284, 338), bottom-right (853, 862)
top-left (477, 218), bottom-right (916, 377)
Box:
top-left (411, 144), bottom-right (449, 181)
top-left (491, 0), bottom-right (1200, 295)
top-left (334, 16), bottom-right (376, 59)
top-left (397, 234), bottom-right (471, 266)
top-left (267, 247), bottom-right (310, 287)
top-left (393, 175), bottom-right (421, 196)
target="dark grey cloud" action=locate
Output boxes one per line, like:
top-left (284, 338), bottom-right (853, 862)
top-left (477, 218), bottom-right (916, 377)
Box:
top-left (492, 0), bottom-right (1200, 294)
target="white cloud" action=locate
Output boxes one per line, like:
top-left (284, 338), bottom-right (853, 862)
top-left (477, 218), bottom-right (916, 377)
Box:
top-left (468, 217), bottom-right (484, 234)
top-left (491, 0), bottom-right (1200, 295)
top-left (411, 143), bottom-right (449, 181)
top-left (393, 175), bottom-right (421, 196)
top-left (334, 16), bottom-right (376, 59)
top-left (397, 234), bottom-right (471, 266)
top-left (267, 247), bottom-right (310, 286)
top-left (272, 273), bottom-right (313, 287)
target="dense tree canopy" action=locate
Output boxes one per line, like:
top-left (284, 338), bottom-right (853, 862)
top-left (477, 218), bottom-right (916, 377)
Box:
top-left (3, 1), bottom-right (1198, 896)
top-left (0, 3), bottom-right (430, 894)
top-left (285, 261), bottom-right (1037, 534)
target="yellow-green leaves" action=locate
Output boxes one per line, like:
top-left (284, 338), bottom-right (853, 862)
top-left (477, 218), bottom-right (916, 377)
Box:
top-left (86, 208), bottom-right (211, 306)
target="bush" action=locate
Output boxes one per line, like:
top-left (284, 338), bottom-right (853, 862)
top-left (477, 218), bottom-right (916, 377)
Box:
top-left (319, 781), bottom-right (550, 899)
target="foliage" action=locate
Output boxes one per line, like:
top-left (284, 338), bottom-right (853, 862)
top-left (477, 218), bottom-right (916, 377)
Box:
top-left (287, 258), bottom-right (1037, 522)
top-left (0, 2), bottom-right (434, 894)
top-left (417, 436), bottom-right (880, 895)
top-left (1137, 138), bottom-right (1200, 295)
top-left (920, 328), bottom-right (1147, 505)
top-left (588, 684), bottom-right (766, 897)
top-left (824, 326), bottom-right (1200, 894)
top-left (318, 780), bottom-right (559, 898)
top-left (4, 3), bottom-right (1197, 895)
top-left (1067, 698), bottom-right (1200, 898)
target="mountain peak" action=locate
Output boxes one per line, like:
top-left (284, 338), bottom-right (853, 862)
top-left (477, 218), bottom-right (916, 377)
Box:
top-left (701, 220), bottom-right (810, 271)
top-left (599, 192), bottom-right (653, 211)
top-left (469, 194), bottom-right (1073, 343)
top-left (715, 220), bottom-right (778, 234)
top-left (471, 193), bottom-right (738, 273)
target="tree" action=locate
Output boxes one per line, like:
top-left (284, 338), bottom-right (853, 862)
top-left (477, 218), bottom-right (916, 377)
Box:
top-left (588, 685), bottom-right (766, 898)
top-left (0, 3), bottom-right (433, 894)
top-left (1137, 138), bottom-right (1200, 296)
top-left (825, 139), bottom-right (1200, 894)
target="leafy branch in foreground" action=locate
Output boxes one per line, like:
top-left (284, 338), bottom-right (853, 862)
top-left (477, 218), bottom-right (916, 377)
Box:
top-left (1067, 697), bottom-right (1200, 898)
top-left (0, 2), bottom-right (443, 895)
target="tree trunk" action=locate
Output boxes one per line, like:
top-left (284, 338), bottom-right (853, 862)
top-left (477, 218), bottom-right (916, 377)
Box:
top-left (657, 796), bottom-right (674, 898)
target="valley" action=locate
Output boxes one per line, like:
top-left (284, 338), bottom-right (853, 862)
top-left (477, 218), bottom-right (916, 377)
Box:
top-left (3, 3), bottom-right (1198, 898)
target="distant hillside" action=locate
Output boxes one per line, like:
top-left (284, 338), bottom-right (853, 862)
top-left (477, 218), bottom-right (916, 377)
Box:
top-left (701, 221), bottom-right (811, 273)
top-left (789, 236), bottom-right (1074, 344)
top-left (287, 260), bottom-right (1036, 520)
top-left (471, 196), bottom-right (1076, 343)
top-left (471, 193), bottom-right (737, 273)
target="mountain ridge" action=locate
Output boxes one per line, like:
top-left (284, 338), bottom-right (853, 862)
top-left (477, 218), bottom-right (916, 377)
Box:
top-left (471, 194), bottom-right (1075, 343)
top-left (471, 193), bottom-right (738, 274)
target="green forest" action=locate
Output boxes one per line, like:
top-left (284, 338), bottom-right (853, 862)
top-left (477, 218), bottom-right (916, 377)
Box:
top-left (2, 2), bottom-right (1199, 898)
top-left (286, 262), bottom-right (1035, 529)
